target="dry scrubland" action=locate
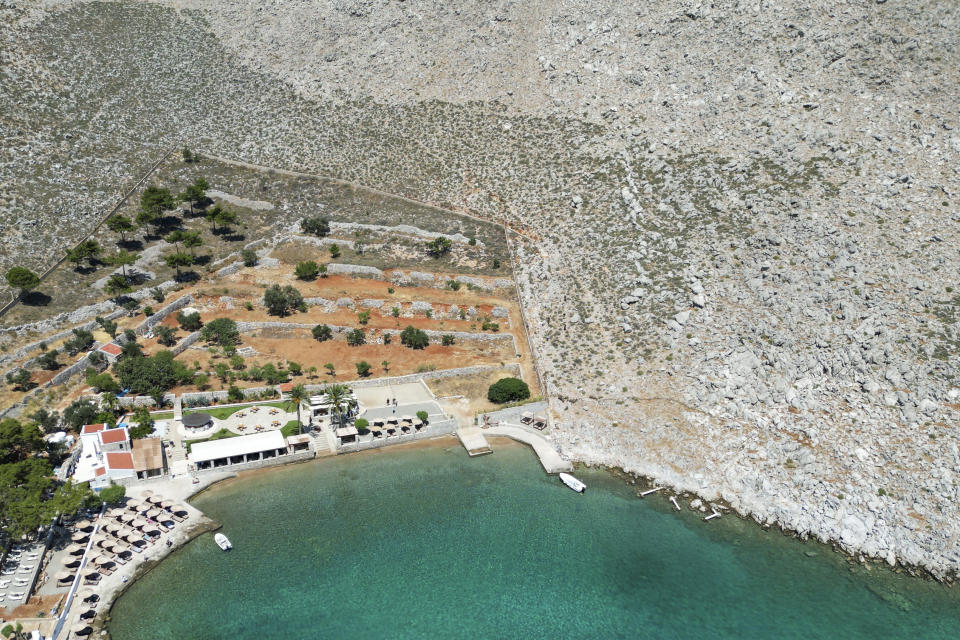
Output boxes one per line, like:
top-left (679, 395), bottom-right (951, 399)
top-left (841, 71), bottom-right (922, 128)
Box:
top-left (2, 1), bottom-right (960, 576)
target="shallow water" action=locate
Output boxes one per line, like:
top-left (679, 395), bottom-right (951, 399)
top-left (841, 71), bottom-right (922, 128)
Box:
top-left (110, 443), bottom-right (959, 639)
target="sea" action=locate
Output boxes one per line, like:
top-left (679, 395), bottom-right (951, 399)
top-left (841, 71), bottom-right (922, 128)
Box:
top-left (109, 441), bottom-right (960, 639)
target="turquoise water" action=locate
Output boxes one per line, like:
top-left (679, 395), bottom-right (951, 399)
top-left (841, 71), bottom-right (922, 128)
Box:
top-left (110, 443), bottom-right (959, 639)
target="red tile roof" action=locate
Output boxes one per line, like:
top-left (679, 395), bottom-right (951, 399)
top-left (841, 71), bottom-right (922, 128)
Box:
top-left (81, 423), bottom-right (107, 434)
top-left (278, 383), bottom-right (294, 392)
top-left (99, 428), bottom-right (128, 444)
top-left (105, 452), bottom-right (135, 470)
top-left (95, 467), bottom-right (107, 477)
top-left (99, 343), bottom-right (123, 356)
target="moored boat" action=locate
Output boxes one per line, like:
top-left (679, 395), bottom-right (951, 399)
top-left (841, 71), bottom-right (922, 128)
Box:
top-left (215, 533), bottom-right (232, 550)
top-left (559, 473), bottom-right (586, 493)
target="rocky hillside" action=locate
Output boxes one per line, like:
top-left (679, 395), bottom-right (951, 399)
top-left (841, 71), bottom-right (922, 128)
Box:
top-left (2, 0), bottom-right (959, 575)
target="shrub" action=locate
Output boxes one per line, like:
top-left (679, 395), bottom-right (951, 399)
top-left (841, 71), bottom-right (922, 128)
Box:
top-left (357, 310), bottom-right (371, 325)
top-left (356, 361), bottom-right (371, 377)
top-left (487, 377), bottom-right (531, 404)
top-left (400, 326), bottom-right (429, 350)
top-left (441, 334), bottom-right (455, 346)
top-left (288, 361), bottom-right (302, 376)
top-left (295, 260), bottom-right (320, 280)
top-left (227, 385), bottom-right (244, 403)
top-left (416, 410), bottom-right (429, 424)
top-left (151, 287), bottom-right (166, 303)
top-left (492, 258), bottom-right (501, 269)
top-left (346, 329), bottom-right (365, 346)
top-left (37, 349), bottom-right (60, 370)
top-left (85, 372), bottom-right (120, 393)
top-left (155, 325), bottom-right (178, 347)
top-left (481, 320), bottom-right (500, 332)
top-left (230, 354), bottom-right (246, 369)
top-left (329, 243), bottom-right (341, 258)
top-left (355, 418), bottom-right (369, 431)
top-left (99, 484), bottom-right (126, 504)
top-left (241, 249), bottom-right (258, 267)
top-left (64, 329), bottom-right (95, 356)
top-left (446, 280), bottom-right (461, 291)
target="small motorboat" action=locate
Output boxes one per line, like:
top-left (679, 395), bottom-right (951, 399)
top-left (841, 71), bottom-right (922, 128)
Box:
top-left (214, 533), bottom-right (232, 551)
top-left (559, 473), bottom-right (586, 493)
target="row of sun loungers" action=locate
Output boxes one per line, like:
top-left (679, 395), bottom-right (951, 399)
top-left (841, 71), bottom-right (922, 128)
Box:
top-left (519, 412), bottom-right (548, 430)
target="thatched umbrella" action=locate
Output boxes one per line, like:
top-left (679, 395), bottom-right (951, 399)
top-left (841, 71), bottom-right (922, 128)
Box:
top-left (136, 503), bottom-right (153, 514)
top-left (146, 494), bottom-right (165, 505)
top-left (125, 499), bottom-right (143, 510)
top-left (79, 590), bottom-right (99, 603)
top-left (80, 607), bottom-right (97, 619)
top-left (109, 508), bottom-right (126, 518)
top-left (55, 570), bottom-right (74, 583)
top-left (104, 523), bottom-right (121, 534)
top-left (125, 533), bottom-right (143, 544)
top-left (140, 489), bottom-right (153, 498)
top-left (171, 504), bottom-right (188, 515)
top-left (401, 414), bottom-right (414, 423)
top-left (66, 543), bottom-right (85, 555)
top-left (120, 526), bottom-right (138, 537)
top-left (145, 508), bottom-right (162, 519)
top-left (114, 546), bottom-right (133, 558)
top-left (64, 556), bottom-right (81, 568)
top-left (87, 554), bottom-right (101, 565)
top-left (120, 512), bottom-right (136, 524)
top-left (71, 623), bottom-right (91, 635)
top-left (133, 518), bottom-right (150, 530)
top-left (141, 523), bottom-right (160, 534)
top-left (160, 500), bottom-right (174, 509)
top-left (75, 519), bottom-right (93, 531)
top-left (82, 568), bottom-right (100, 579)
top-left (70, 531), bottom-right (89, 542)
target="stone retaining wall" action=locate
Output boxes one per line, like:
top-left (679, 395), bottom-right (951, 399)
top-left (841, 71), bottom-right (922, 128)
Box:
top-left (191, 449), bottom-right (316, 475)
top-left (343, 420), bottom-right (458, 454)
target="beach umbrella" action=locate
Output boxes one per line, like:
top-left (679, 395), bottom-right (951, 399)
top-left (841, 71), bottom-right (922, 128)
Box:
top-left (125, 533), bottom-right (142, 544)
top-left (71, 623), bottom-right (91, 635)
top-left (142, 523), bottom-right (160, 533)
top-left (80, 607), bottom-right (97, 619)
top-left (79, 590), bottom-right (98, 602)
top-left (83, 568), bottom-right (100, 578)
top-left (147, 494), bottom-right (165, 504)
top-left (140, 489), bottom-right (153, 498)
top-left (104, 523), bottom-right (120, 533)
top-left (137, 503), bottom-right (153, 514)
top-left (87, 554), bottom-right (101, 565)
top-left (109, 508), bottom-right (126, 518)
top-left (171, 505), bottom-right (188, 515)
top-left (160, 500), bottom-right (174, 509)
top-left (64, 556), bottom-right (81, 568)
top-left (114, 546), bottom-right (132, 557)
top-left (55, 570), bottom-right (74, 581)
top-left (125, 499), bottom-right (142, 509)
top-left (75, 519), bottom-right (93, 531)
top-left (66, 543), bottom-right (84, 555)
top-left (120, 512), bottom-right (136, 523)
top-left (401, 414), bottom-right (413, 422)
top-left (146, 508), bottom-right (162, 518)
top-left (71, 531), bottom-right (88, 542)
top-left (132, 518), bottom-right (149, 528)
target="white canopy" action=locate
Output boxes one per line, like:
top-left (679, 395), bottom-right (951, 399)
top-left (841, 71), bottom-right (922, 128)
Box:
top-left (190, 430), bottom-right (286, 464)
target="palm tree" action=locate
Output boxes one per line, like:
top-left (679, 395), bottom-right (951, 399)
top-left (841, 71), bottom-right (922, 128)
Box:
top-left (288, 384), bottom-right (308, 434)
top-left (324, 383), bottom-right (350, 430)
top-left (381, 360), bottom-right (390, 374)
top-left (100, 392), bottom-right (119, 418)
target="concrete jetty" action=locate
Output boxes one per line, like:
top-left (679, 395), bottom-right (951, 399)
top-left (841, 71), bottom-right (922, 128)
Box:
top-left (483, 425), bottom-right (573, 473)
top-left (456, 426), bottom-right (492, 456)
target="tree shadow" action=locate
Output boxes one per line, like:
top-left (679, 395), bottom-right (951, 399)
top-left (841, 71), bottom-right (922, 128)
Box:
top-left (22, 291), bottom-right (52, 306)
top-left (74, 265), bottom-right (97, 275)
top-left (174, 271), bottom-right (199, 283)
top-left (125, 271), bottom-right (153, 286)
top-left (191, 254), bottom-right (212, 266)
top-left (222, 233), bottom-right (246, 243)
top-left (118, 239), bottom-right (144, 251)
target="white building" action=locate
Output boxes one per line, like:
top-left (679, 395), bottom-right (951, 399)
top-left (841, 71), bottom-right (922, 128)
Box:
top-left (73, 424), bottom-right (134, 485)
top-left (190, 430), bottom-right (289, 470)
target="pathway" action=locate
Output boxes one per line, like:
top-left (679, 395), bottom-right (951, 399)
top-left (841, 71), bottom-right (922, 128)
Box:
top-left (483, 424), bottom-right (572, 473)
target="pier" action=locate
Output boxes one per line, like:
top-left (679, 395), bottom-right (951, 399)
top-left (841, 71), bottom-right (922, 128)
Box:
top-left (482, 425), bottom-right (573, 473)
top-left (456, 427), bottom-right (493, 457)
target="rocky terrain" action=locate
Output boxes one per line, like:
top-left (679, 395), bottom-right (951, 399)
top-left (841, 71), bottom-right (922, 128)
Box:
top-left (1, 1), bottom-right (958, 576)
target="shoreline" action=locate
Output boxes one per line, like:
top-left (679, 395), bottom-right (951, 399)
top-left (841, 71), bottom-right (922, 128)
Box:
top-left (97, 432), bottom-right (951, 638)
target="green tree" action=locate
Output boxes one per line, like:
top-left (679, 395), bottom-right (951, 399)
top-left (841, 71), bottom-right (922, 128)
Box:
top-left (241, 249), bottom-right (258, 267)
top-left (0, 418), bottom-right (44, 463)
top-left (263, 284), bottom-right (304, 317)
top-left (400, 326), bottom-right (429, 350)
top-left (155, 325), bottom-right (178, 347)
top-left (288, 384), bottom-right (308, 434)
top-left (318, 263), bottom-right (328, 278)
top-left (63, 399), bottom-right (98, 430)
top-left (6, 369), bottom-right (32, 391)
top-left (227, 385), bottom-right (244, 402)
top-left (287, 361), bottom-right (302, 376)
top-left (357, 310), bottom-right (371, 325)
top-left (164, 251), bottom-right (193, 279)
top-left (30, 408), bottom-right (60, 434)
top-left (107, 249), bottom-right (139, 280)
top-left (85, 372), bottom-right (120, 393)
top-left (230, 354), bottom-right (246, 370)
top-left (301, 217), bottom-right (330, 237)
top-left (140, 185), bottom-right (176, 219)
top-left (5, 267), bottom-right (40, 297)
top-left (201, 318), bottom-right (240, 347)
top-left (329, 243), bottom-right (341, 259)
top-left (182, 147), bottom-right (194, 163)
top-left (179, 177), bottom-right (209, 214)
top-left (214, 363), bottom-right (230, 382)
top-left (312, 324), bottom-right (333, 342)
top-left (206, 204), bottom-right (239, 233)
top-left (487, 377), bottom-right (531, 404)
top-left (295, 260), bottom-right (320, 280)
top-left (346, 328), bottom-right (365, 346)
top-left (324, 383), bottom-right (350, 429)
top-left (324, 363), bottom-right (336, 377)
top-left (2, 622), bottom-right (27, 640)
top-left (96, 315), bottom-right (119, 338)
top-left (356, 361), bottom-right (372, 377)
top-left (37, 349), bottom-right (60, 370)
top-left (381, 360), bottom-right (390, 374)
top-left (63, 328), bottom-right (94, 356)
top-left (416, 410), bottom-right (429, 424)
top-left (441, 334), bottom-right (455, 346)
top-left (66, 239), bottom-right (102, 269)
top-left (106, 215), bottom-right (136, 244)
top-left (177, 311), bottom-right (203, 331)
top-left (354, 418), bottom-right (369, 431)
top-left (165, 229), bottom-right (186, 252)
top-left (426, 237), bottom-right (452, 257)
top-left (183, 230), bottom-right (203, 257)
top-left (114, 351), bottom-right (193, 395)
top-left (99, 483), bottom-right (126, 504)
top-left (104, 273), bottom-right (132, 303)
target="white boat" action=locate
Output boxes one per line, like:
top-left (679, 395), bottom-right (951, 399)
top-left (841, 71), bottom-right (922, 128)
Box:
top-left (559, 473), bottom-right (586, 493)
top-left (214, 533), bottom-right (232, 550)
